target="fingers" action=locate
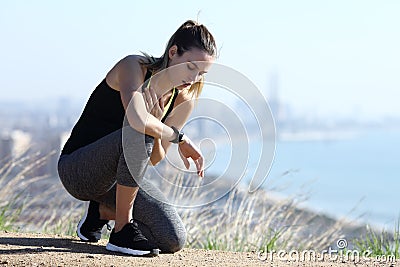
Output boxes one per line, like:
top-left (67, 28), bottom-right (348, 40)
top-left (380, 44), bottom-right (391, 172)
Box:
top-left (198, 156), bottom-right (204, 177)
top-left (194, 159), bottom-right (201, 177)
top-left (149, 87), bottom-right (158, 109)
top-left (178, 138), bottom-right (204, 177)
top-left (142, 91), bottom-right (149, 112)
top-left (159, 96), bottom-right (165, 114)
top-left (178, 146), bottom-right (190, 169)
top-left (181, 150), bottom-right (204, 178)
top-left (178, 140), bottom-right (204, 177)
top-left (194, 156), bottom-right (204, 178)
top-left (143, 86), bottom-right (164, 119)
top-left (143, 86), bottom-right (153, 110)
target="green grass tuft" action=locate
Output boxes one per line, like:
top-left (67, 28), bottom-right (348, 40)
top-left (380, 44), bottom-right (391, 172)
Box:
top-left (0, 196), bottom-right (23, 231)
top-left (353, 219), bottom-right (400, 258)
top-left (2, 151), bottom-right (399, 257)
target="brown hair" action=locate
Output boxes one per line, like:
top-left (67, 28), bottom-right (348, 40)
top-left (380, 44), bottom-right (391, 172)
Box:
top-left (140, 20), bottom-right (217, 98)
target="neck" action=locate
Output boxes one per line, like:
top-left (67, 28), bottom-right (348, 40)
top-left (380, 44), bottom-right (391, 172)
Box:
top-left (150, 71), bottom-right (173, 98)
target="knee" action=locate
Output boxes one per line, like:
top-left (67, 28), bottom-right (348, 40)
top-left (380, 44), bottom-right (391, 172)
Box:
top-left (162, 228), bottom-right (187, 253)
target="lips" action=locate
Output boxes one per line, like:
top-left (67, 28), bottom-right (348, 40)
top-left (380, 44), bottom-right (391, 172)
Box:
top-left (179, 81), bottom-right (191, 88)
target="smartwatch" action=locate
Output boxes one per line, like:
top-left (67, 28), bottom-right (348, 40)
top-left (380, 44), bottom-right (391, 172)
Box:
top-left (170, 126), bottom-right (185, 144)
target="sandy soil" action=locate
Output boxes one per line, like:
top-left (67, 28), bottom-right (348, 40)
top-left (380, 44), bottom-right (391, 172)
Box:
top-left (0, 231), bottom-right (398, 267)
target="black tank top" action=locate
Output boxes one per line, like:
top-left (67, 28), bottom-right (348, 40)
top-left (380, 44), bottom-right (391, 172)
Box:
top-left (61, 70), bottom-right (178, 155)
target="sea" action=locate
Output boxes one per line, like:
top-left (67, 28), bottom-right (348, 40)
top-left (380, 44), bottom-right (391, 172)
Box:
top-left (204, 127), bottom-right (400, 229)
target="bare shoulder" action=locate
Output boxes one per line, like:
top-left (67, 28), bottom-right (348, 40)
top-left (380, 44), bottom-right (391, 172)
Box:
top-left (106, 55), bottom-right (147, 91)
top-left (120, 54), bottom-right (148, 67)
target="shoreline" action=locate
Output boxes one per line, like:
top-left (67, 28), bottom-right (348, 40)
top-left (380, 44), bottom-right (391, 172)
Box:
top-left (14, 173), bottom-right (389, 240)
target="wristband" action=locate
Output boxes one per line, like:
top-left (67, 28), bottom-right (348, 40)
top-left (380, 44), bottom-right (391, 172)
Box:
top-left (170, 126), bottom-right (184, 144)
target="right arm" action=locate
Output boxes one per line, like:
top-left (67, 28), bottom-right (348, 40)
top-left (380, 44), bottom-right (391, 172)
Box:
top-left (114, 55), bottom-right (176, 141)
top-left (110, 55), bottom-right (204, 176)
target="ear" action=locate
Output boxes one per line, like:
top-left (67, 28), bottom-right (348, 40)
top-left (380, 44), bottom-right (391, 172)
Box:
top-left (168, 45), bottom-right (178, 59)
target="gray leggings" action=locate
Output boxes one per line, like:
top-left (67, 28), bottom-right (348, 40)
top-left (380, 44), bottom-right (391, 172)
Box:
top-left (57, 126), bottom-right (186, 253)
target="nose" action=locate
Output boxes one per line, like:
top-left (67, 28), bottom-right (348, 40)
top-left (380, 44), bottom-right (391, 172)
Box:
top-left (188, 73), bottom-right (200, 83)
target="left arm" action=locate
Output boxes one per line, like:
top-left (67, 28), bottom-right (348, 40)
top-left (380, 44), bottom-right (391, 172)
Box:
top-left (149, 138), bottom-right (165, 166)
top-left (149, 94), bottom-right (195, 165)
top-left (145, 89), bottom-right (204, 177)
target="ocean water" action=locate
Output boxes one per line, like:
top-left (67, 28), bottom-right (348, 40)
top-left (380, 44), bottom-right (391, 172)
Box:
top-left (205, 128), bottom-right (400, 228)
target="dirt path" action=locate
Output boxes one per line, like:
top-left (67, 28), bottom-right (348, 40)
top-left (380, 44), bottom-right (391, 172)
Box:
top-left (0, 231), bottom-right (398, 266)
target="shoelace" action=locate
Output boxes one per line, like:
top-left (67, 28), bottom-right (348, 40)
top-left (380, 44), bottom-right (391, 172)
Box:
top-left (128, 219), bottom-right (147, 241)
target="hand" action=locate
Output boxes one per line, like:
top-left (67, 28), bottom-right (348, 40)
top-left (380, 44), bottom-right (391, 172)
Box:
top-left (178, 137), bottom-right (204, 178)
top-left (143, 86), bottom-right (164, 120)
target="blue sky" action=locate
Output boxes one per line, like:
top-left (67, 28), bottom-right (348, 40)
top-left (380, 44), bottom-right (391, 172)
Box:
top-left (1, 0), bottom-right (400, 120)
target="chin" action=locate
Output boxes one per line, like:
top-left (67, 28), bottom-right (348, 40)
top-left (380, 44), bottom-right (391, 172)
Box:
top-left (176, 84), bottom-right (190, 90)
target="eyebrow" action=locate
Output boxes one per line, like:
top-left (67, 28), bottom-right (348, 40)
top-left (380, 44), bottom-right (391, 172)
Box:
top-left (189, 61), bottom-right (208, 73)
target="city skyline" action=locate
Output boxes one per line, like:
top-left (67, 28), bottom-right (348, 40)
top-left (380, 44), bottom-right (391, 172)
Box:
top-left (1, 1), bottom-right (400, 121)
top-left (1, 68), bottom-right (399, 124)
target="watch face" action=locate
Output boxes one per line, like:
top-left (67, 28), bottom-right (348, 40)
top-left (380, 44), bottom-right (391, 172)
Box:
top-left (179, 132), bottom-right (184, 143)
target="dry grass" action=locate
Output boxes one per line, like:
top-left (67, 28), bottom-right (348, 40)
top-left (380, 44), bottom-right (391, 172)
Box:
top-left (1, 151), bottom-right (350, 252)
top-left (0, 149), bottom-right (82, 234)
top-left (152, 167), bottom-right (348, 252)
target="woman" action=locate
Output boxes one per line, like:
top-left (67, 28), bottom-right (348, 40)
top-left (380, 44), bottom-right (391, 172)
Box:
top-left (57, 20), bottom-right (216, 256)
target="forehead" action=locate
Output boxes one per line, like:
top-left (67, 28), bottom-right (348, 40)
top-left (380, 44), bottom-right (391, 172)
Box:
top-left (182, 48), bottom-right (214, 69)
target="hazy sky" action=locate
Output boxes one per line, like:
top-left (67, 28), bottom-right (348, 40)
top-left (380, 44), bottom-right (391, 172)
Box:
top-left (1, 0), bottom-right (400, 120)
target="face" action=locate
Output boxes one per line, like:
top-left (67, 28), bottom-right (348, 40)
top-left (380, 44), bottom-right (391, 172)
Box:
top-left (167, 45), bottom-right (215, 90)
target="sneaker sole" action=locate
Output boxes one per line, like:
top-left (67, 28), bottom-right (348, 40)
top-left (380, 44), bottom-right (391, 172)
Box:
top-left (106, 243), bottom-right (159, 257)
top-left (76, 203), bottom-right (93, 242)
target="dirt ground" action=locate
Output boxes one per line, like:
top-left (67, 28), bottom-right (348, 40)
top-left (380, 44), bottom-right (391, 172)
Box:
top-left (0, 231), bottom-right (398, 267)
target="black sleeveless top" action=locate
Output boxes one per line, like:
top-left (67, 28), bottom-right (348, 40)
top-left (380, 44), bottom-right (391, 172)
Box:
top-left (61, 70), bottom-right (178, 155)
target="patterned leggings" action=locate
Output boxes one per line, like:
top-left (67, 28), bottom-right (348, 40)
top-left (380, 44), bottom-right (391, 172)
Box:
top-left (57, 126), bottom-right (186, 253)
